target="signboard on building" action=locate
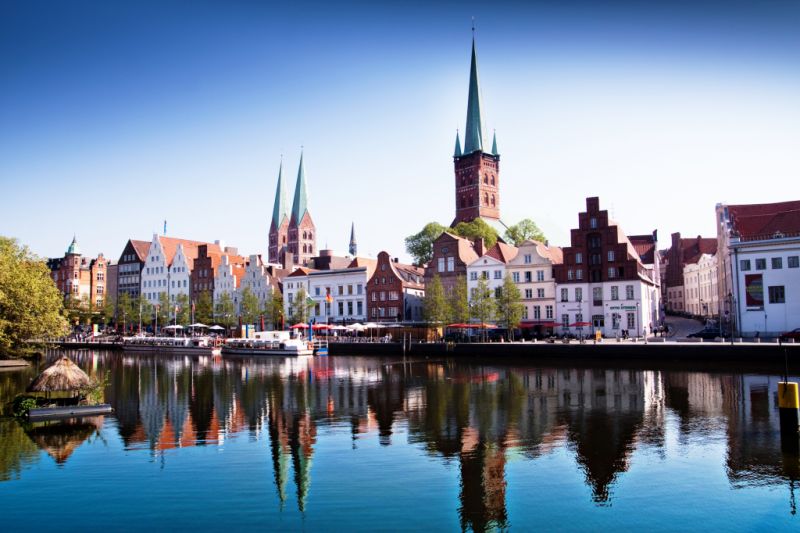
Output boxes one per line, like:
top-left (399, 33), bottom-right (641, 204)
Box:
top-left (744, 274), bottom-right (763, 307)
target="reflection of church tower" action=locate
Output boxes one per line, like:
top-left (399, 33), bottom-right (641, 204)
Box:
top-left (268, 161), bottom-right (290, 265)
top-left (452, 35), bottom-right (501, 226)
top-left (287, 152), bottom-right (317, 267)
top-left (268, 392), bottom-right (290, 507)
top-left (290, 412), bottom-right (317, 512)
top-left (459, 435), bottom-right (508, 532)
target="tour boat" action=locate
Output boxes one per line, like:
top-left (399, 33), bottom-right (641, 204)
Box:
top-left (122, 336), bottom-right (222, 355)
top-left (221, 331), bottom-right (325, 356)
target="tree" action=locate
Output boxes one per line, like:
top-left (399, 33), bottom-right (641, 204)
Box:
top-left (448, 275), bottom-right (470, 324)
top-left (452, 218), bottom-right (499, 249)
top-left (263, 290), bottom-right (284, 330)
top-left (469, 277), bottom-right (496, 341)
top-left (101, 294), bottom-right (117, 326)
top-left (136, 295), bottom-right (153, 330)
top-left (117, 292), bottom-right (134, 333)
top-left (156, 292), bottom-right (170, 329)
top-left (423, 274), bottom-right (450, 327)
top-left (0, 237), bottom-right (68, 355)
top-left (504, 218), bottom-right (546, 246)
top-left (496, 274), bottom-right (524, 340)
top-left (289, 287), bottom-right (312, 325)
top-left (405, 222), bottom-right (447, 266)
top-left (195, 291), bottom-right (213, 324)
top-left (175, 293), bottom-right (190, 325)
top-left (240, 287), bottom-right (260, 326)
top-left (215, 293), bottom-right (236, 329)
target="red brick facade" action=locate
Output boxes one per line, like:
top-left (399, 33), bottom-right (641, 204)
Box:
top-left (367, 252), bottom-right (425, 322)
top-left (288, 211), bottom-right (316, 267)
top-left (269, 217), bottom-right (289, 265)
top-left (453, 151), bottom-right (501, 225)
top-left (423, 232), bottom-right (482, 295)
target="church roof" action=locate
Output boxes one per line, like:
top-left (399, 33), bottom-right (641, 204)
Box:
top-left (66, 236), bottom-right (80, 255)
top-left (271, 161), bottom-right (289, 228)
top-left (463, 38), bottom-right (486, 154)
top-left (290, 152), bottom-right (308, 224)
top-left (453, 131), bottom-right (462, 157)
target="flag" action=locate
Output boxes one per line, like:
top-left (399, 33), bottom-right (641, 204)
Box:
top-left (306, 296), bottom-right (315, 307)
top-left (325, 293), bottom-right (333, 303)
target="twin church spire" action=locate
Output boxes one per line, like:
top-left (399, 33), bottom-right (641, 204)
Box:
top-left (269, 151), bottom-right (315, 267)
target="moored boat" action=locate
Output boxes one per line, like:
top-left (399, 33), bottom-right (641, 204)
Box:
top-left (221, 331), bottom-right (317, 356)
top-left (122, 336), bottom-right (222, 355)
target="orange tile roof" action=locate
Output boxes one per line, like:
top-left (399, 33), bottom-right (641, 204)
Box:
top-left (130, 240), bottom-right (151, 262)
top-left (728, 200), bottom-right (800, 240)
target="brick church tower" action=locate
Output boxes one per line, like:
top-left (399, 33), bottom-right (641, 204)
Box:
top-left (268, 160), bottom-right (289, 265)
top-left (287, 152), bottom-right (316, 267)
top-left (452, 37), bottom-right (500, 227)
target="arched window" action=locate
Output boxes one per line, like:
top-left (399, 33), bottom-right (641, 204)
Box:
top-left (490, 195), bottom-right (496, 207)
top-left (484, 193), bottom-right (489, 205)
top-left (469, 194), bottom-right (474, 206)
top-left (303, 231), bottom-right (307, 239)
top-left (483, 174), bottom-right (488, 184)
top-left (308, 232), bottom-right (312, 240)
top-left (491, 175), bottom-right (495, 186)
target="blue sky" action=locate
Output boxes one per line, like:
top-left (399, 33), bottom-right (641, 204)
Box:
top-left (2, 0), bottom-right (799, 262)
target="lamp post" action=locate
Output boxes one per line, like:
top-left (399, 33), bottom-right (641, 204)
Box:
top-left (636, 301), bottom-right (640, 338)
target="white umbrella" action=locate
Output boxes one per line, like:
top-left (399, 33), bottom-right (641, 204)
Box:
top-left (209, 325), bottom-right (226, 331)
top-left (163, 324), bottom-right (184, 330)
top-left (347, 323), bottom-right (366, 331)
top-left (331, 325), bottom-right (348, 330)
top-left (188, 323), bottom-right (209, 328)
top-left (364, 322), bottom-right (385, 329)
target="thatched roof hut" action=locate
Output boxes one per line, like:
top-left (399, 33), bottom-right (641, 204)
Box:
top-left (27, 356), bottom-right (91, 394)
top-left (25, 417), bottom-right (104, 464)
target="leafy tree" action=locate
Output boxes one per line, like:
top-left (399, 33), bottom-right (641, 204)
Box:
top-left (448, 275), bottom-right (470, 324)
top-left (263, 290), bottom-right (284, 329)
top-left (215, 292), bottom-right (236, 329)
top-left (469, 277), bottom-right (496, 341)
top-left (423, 274), bottom-right (450, 327)
top-left (504, 218), bottom-right (546, 246)
top-left (496, 274), bottom-right (524, 340)
top-left (240, 287), bottom-right (260, 325)
top-left (101, 294), bottom-right (116, 326)
top-left (156, 292), bottom-right (170, 329)
top-left (195, 291), bottom-right (213, 324)
top-left (64, 295), bottom-right (84, 326)
top-left (289, 287), bottom-right (313, 325)
top-left (0, 237), bottom-right (68, 355)
top-left (136, 295), bottom-right (153, 330)
top-left (117, 292), bottom-right (134, 333)
top-left (452, 218), bottom-right (499, 249)
top-left (405, 222), bottom-right (447, 266)
top-left (175, 293), bottom-right (190, 325)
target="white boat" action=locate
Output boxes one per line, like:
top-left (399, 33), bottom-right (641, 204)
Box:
top-left (221, 331), bottom-right (316, 356)
top-left (122, 336), bottom-right (222, 355)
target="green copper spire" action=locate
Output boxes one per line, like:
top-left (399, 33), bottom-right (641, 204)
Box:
top-left (454, 130), bottom-right (462, 157)
top-left (491, 130), bottom-right (498, 155)
top-left (66, 235), bottom-right (80, 255)
top-left (271, 160), bottom-right (289, 228)
top-left (291, 151), bottom-right (308, 224)
top-left (349, 222), bottom-right (357, 256)
top-left (463, 38), bottom-right (485, 154)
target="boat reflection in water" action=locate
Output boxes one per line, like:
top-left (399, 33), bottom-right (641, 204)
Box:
top-left (1, 350), bottom-right (799, 529)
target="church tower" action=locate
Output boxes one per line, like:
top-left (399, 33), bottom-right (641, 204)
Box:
top-left (452, 36), bottom-right (500, 226)
top-left (287, 151), bottom-right (316, 267)
top-left (268, 161), bottom-right (290, 265)
top-left (349, 222), bottom-right (357, 256)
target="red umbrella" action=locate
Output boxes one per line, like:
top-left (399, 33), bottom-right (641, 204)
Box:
top-left (312, 324), bottom-right (331, 330)
top-left (569, 322), bottom-right (592, 327)
top-left (290, 323), bottom-right (309, 329)
top-left (446, 323), bottom-right (471, 329)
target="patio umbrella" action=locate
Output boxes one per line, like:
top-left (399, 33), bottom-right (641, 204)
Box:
top-left (163, 324), bottom-right (184, 330)
top-left (290, 323), bottom-right (309, 329)
top-left (569, 322), bottom-right (592, 327)
top-left (208, 325), bottom-right (226, 331)
top-left (27, 356), bottom-right (92, 396)
top-left (347, 323), bottom-right (366, 331)
top-left (188, 323), bottom-right (209, 328)
top-left (447, 323), bottom-right (471, 329)
top-left (330, 325), bottom-right (348, 331)
top-left (312, 324), bottom-right (331, 330)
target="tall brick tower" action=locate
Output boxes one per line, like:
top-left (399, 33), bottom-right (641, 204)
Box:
top-left (452, 37), bottom-right (500, 226)
top-left (268, 160), bottom-right (290, 265)
top-left (287, 151), bottom-right (316, 267)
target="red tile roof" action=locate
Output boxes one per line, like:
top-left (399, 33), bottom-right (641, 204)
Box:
top-left (681, 237), bottom-right (717, 265)
top-left (628, 235), bottom-right (657, 264)
top-left (484, 242), bottom-right (519, 263)
top-left (728, 200), bottom-right (800, 240)
top-left (130, 240), bottom-right (151, 262)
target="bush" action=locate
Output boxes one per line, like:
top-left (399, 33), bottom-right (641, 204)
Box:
top-left (11, 395), bottom-right (39, 417)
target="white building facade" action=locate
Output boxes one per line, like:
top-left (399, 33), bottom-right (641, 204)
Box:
top-left (683, 253), bottom-right (718, 319)
top-left (505, 240), bottom-right (561, 334)
top-left (284, 266), bottom-right (372, 325)
top-left (239, 254), bottom-right (280, 310)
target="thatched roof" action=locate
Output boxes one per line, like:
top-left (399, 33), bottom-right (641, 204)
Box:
top-left (27, 356), bottom-right (91, 393)
top-left (25, 417), bottom-right (103, 464)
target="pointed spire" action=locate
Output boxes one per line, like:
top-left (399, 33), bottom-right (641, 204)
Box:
top-left (271, 159), bottom-right (289, 227)
top-left (349, 222), bottom-right (357, 256)
top-left (491, 130), bottom-right (498, 156)
top-left (463, 37), bottom-right (485, 154)
top-left (291, 150), bottom-right (308, 224)
top-left (66, 235), bottom-right (80, 255)
top-left (454, 130), bottom-right (462, 157)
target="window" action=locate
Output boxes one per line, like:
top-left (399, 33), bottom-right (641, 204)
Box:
top-left (357, 284), bottom-right (363, 294)
top-left (524, 254), bottom-right (532, 264)
top-left (357, 301), bottom-right (363, 315)
top-left (348, 285), bottom-right (354, 295)
top-left (608, 250), bottom-right (615, 262)
top-left (338, 285), bottom-right (344, 295)
top-left (769, 286), bottom-right (785, 304)
top-left (380, 291), bottom-right (386, 301)
top-left (755, 258), bottom-right (766, 270)
top-left (481, 271), bottom-right (489, 279)
top-left (525, 289), bottom-right (532, 299)
top-left (522, 306), bottom-right (528, 319)
top-left (575, 253), bottom-right (583, 264)
top-left (561, 288), bottom-right (568, 302)
top-left (567, 269), bottom-right (574, 281)
top-left (494, 287), bottom-right (502, 298)
top-left (626, 285), bottom-right (634, 300)
top-left (512, 272), bottom-right (520, 283)
top-left (772, 257), bottom-right (783, 269)
top-left (315, 287), bottom-right (320, 296)
top-left (537, 270), bottom-right (544, 281)
top-left (447, 257), bottom-right (455, 272)
top-left (545, 305), bottom-right (553, 319)
top-left (537, 288), bottom-right (545, 298)
top-left (611, 286), bottom-right (619, 300)
top-left (389, 291), bottom-right (399, 301)
top-left (534, 306), bottom-right (541, 319)
top-left (371, 292), bottom-right (377, 302)
top-left (576, 270), bottom-right (583, 280)
top-left (347, 301), bottom-right (353, 315)
top-left (576, 313), bottom-right (583, 324)
top-left (789, 256), bottom-right (799, 268)
top-left (593, 287), bottom-right (603, 306)
top-left (590, 217), bottom-right (597, 229)
top-left (438, 258), bottom-right (445, 273)
top-left (338, 302), bottom-right (344, 315)
top-left (524, 271), bottom-right (532, 282)
top-left (608, 268), bottom-right (616, 279)
top-left (627, 313), bottom-right (635, 329)
top-left (494, 270), bottom-right (502, 279)
top-left (470, 271), bottom-right (478, 281)
top-left (575, 288), bottom-right (582, 302)
top-left (562, 314), bottom-right (569, 328)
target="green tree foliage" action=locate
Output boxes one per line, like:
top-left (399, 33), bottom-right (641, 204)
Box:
top-left (240, 287), bottom-right (260, 325)
top-left (496, 274), bottom-right (524, 340)
top-left (469, 277), bottom-right (496, 341)
top-left (195, 292), bottom-right (213, 324)
top-left (423, 274), bottom-right (450, 326)
top-left (136, 295), bottom-right (153, 329)
top-left (0, 237), bottom-right (68, 355)
top-left (116, 292), bottom-right (134, 332)
top-left (405, 222), bottom-right (447, 266)
top-left (175, 293), bottom-right (190, 325)
top-left (452, 218), bottom-right (499, 249)
top-left (156, 292), bottom-right (170, 328)
top-left (101, 294), bottom-right (116, 325)
top-left (504, 218), bottom-right (546, 246)
top-left (215, 293), bottom-right (236, 328)
top-left (263, 290), bottom-right (284, 329)
top-left (448, 275), bottom-right (470, 324)
top-left (289, 287), bottom-right (312, 325)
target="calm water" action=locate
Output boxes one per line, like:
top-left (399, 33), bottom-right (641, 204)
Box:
top-left (1, 350), bottom-right (799, 531)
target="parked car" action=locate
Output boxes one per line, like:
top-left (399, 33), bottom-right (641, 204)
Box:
top-left (779, 328), bottom-right (800, 342)
top-left (687, 329), bottom-right (719, 340)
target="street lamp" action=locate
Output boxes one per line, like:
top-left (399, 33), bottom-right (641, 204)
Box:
top-left (636, 301), bottom-right (640, 338)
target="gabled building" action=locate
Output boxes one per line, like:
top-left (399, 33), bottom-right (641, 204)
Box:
top-left (239, 254), bottom-right (285, 311)
top-left (366, 251), bottom-right (425, 323)
top-left (466, 242), bottom-right (518, 300)
top-left (716, 200), bottom-right (800, 336)
top-left (117, 239), bottom-right (150, 301)
top-left (49, 236), bottom-right (110, 309)
top-left (506, 240), bottom-right (563, 336)
top-left (214, 253), bottom-right (247, 314)
top-left (664, 232), bottom-right (717, 313)
top-left (424, 232), bottom-right (482, 296)
top-left (554, 197), bottom-right (660, 337)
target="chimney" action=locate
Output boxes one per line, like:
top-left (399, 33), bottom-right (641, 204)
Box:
top-left (474, 238), bottom-right (485, 257)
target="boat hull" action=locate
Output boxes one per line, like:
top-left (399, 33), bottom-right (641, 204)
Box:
top-left (122, 345), bottom-right (221, 355)
top-left (221, 346), bottom-right (313, 356)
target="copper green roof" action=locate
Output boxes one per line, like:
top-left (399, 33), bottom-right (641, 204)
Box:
top-left (271, 161), bottom-right (289, 228)
top-left (66, 235), bottom-right (80, 255)
top-left (463, 38), bottom-right (485, 154)
top-left (454, 130), bottom-right (462, 157)
top-left (290, 151), bottom-right (308, 224)
top-left (491, 130), bottom-right (498, 156)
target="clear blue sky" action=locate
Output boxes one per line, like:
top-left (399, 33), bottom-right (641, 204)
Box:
top-left (2, 0), bottom-right (799, 262)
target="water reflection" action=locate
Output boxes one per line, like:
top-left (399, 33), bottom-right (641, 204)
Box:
top-left (1, 351), bottom-right (799, 527)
